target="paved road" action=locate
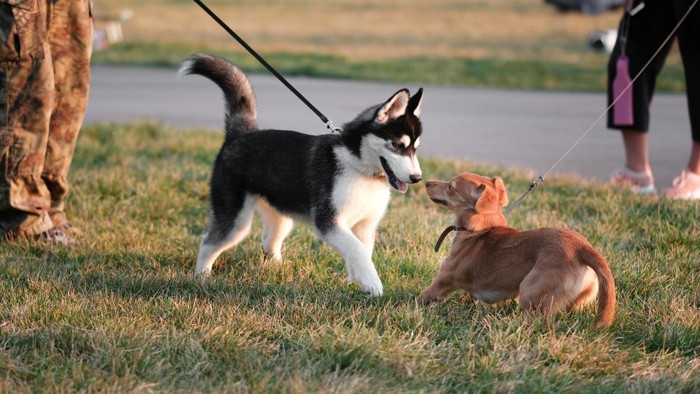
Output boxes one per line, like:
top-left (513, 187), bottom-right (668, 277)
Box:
top-left (85, 65), bottom-right (691, 188)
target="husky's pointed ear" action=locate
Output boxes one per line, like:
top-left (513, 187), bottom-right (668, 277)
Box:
top-left (491, 177), bottom-right (509, 207)
top-left (474, 184), bottom-right (500, 214)
top-left (406, 88), bottom-right (423, 118)
top-left (375, 89), bottom-right (409, 124)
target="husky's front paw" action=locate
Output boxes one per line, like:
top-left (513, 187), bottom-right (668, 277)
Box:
top-left (355, 274), bottom-right (384, 297)
top-left (361, 283), bottom-right (384, 297)
top-left (194, 267), bottom-right (212, 277)
top-left (263, 251), bottom-right (283, 262)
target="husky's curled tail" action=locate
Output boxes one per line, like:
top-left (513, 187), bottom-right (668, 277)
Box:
top-left (178, 54), bottom-right (257, 133)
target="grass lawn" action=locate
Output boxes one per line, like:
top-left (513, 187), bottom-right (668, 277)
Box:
top-left (1, 123), bottom-right (698, 392)
top-left (91, 0), bottom-right (686, 91)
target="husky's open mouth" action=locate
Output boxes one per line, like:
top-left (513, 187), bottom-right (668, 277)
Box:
top-left (380, 157), bottom-right (408, 193)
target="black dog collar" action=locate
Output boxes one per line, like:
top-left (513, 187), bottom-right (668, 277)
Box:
top-left (434, 225), bottom-right (464, 252)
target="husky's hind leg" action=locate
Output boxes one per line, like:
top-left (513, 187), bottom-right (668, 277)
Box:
top-left (257, 199), bottom-right (293, 261)
top-left (195, 195), bottom-right (256, 276)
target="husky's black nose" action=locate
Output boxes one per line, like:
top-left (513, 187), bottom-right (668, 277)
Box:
top-left (409, 174), bottom-right (423, 183)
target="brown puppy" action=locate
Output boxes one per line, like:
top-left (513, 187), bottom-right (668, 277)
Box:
top-left (418, 172), bottom-right (616, 328)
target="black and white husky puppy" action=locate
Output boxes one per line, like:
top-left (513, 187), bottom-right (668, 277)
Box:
top-left (180, 54), bottom-right (424, 296)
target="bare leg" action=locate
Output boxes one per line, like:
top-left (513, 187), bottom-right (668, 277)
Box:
top-left (621, 130), bottom-right (651, 173)
top-left (611, 130), bottom-right (656, 194)
top-left (687, 141), bottom-right (700, 174)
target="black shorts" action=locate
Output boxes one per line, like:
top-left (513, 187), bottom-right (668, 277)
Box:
top-left (607, 0), bottom-right (700, 141)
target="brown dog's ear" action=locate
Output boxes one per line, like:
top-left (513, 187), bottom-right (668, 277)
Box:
top-left (492, 177), bottom-right (509, 207)
top-left (474, 184), bottom-right (500, 214)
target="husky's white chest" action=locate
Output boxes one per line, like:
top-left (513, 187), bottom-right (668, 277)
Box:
top-left (332, 171), bottom-right (390, 227)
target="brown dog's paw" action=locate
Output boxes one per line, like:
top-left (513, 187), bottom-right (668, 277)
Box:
top-left (459, 292), bottom-right (473, 304)
top-left (417, 293), bottom-right (440, 305)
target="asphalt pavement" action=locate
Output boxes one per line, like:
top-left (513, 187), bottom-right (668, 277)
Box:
top-left (84, 65), bottom-right (692, 188)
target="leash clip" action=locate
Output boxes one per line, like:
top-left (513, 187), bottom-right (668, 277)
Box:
top-left (529, 176), bottom-right (544, 191)
top-left (503, 176), bottom-right (545, 217)
top-left (326, 120), bottom-right (342, 134)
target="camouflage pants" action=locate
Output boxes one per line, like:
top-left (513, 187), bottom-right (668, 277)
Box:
top-left (0, 0), bottom-right (93, 237)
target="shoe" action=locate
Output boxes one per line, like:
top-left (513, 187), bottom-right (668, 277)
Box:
top-left (55, 222), bottom-right (82, 237)
top-left (1, 211), bottom-right (53, 242)
top-left (33, 227), bottom-right (75, 245)
top-left (664, 170), bottom-right (700, 200)
top-left (49, 211), bottom-right (83, 236)
top-left (1, 213), bottom-right (75, 245)
top-left (610, 167), bottom-right (657, 195)
top-left (2, 226), bottom-right (74, 245)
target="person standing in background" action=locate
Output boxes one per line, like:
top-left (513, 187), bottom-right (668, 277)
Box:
top-left (608, 0), bottom-right (700, 199)
top-left (0, 0), bottom-right (93, 243)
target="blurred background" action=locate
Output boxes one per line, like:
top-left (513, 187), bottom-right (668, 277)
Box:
top-left (91, 0), bottom-right (684, 92)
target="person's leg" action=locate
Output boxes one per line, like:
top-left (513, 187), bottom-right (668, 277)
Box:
top-left (687, 143), bottom-right (700, 174)
top-left (610, 127), bottom-right (656, 194)
top-left (606, 0), bottom-right (676, 194)
top-left (664, 0), bottom-right (700, 199)
top-left (0, 0), bottom-right (57, 239)
top-left (42, 0), bottom-right (93, 230)
top-left (676, 0), bottom-right (700, 172)
top-left (621, 129), bottom-right (652, 173)
top-left (664, 141), bottom-right (700, 200)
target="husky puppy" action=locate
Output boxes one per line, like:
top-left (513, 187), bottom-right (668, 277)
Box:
top-left (179, 54), bottom-right (424, 296)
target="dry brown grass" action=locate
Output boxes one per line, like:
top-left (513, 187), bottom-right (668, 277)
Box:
top-left (95, 0), bottom-right (621, 61)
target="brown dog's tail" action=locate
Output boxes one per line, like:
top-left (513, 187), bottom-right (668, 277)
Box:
top-left (578, 246), bottom-right (616, 328)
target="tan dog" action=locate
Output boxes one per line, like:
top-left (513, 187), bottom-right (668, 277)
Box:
top-left (418, 172), bottom-right (616, 328)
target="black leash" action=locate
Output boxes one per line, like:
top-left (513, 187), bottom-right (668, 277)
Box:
top-left (192, 0), bottom-right (341, 134)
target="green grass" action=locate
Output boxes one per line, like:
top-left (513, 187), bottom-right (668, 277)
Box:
top-left (93, 42), bottom-right (687, 92)
top-left (90, 0), bottom-right (687, 92)
top-left (1, 123), bottom-right (699, 392)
